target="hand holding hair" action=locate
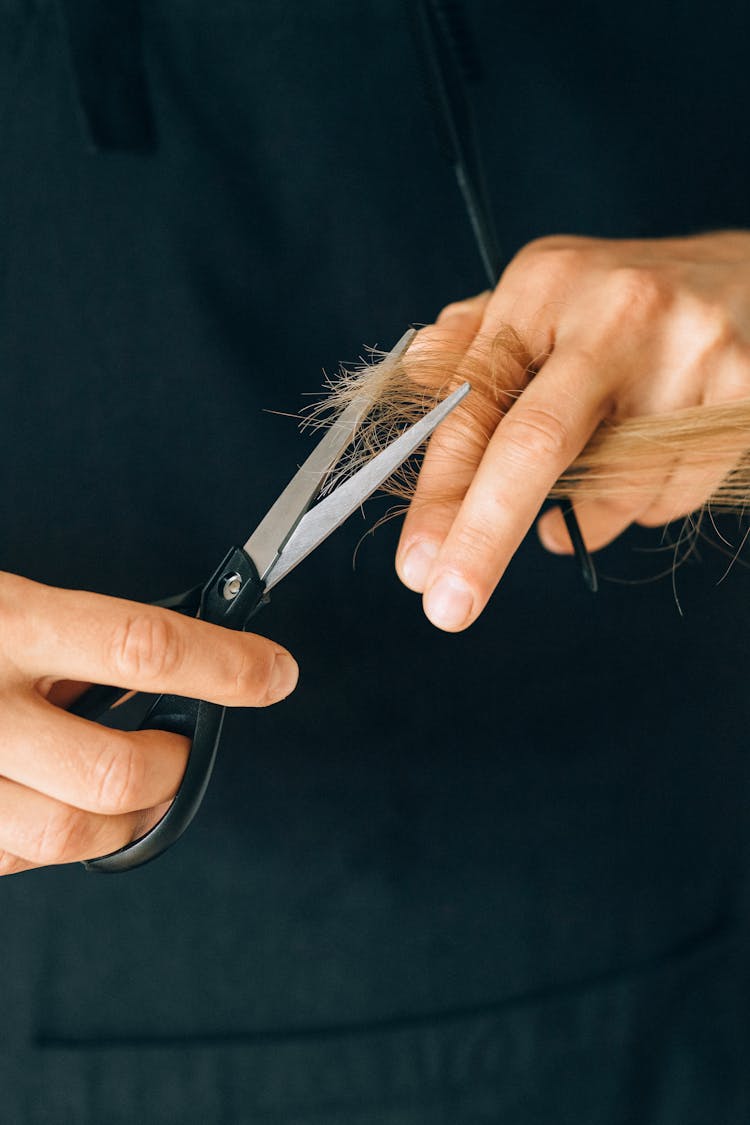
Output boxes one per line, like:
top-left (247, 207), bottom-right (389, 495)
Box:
top-left (0, 573), bottom-right (298, 875)
top-left (393, 231), bottom-right (750, 630)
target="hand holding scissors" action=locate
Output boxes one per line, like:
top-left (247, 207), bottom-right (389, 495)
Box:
top-left (65, 331), bottom-right (469, 872)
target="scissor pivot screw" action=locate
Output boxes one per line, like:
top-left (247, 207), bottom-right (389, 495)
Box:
top-left (222, 573), bottom-right (243, 600)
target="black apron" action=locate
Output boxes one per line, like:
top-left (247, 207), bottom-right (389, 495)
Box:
top-left (1, 2), bottom-right (749, 1121)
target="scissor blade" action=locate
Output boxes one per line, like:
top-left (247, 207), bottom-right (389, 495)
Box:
top-left (244, 329), bottom-right (417, 581)
top-left (264, 381), bottom-right (471, 591)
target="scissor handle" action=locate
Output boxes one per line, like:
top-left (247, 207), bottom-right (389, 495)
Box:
top-left (83, 696), bottom-right (225, 872)
top-left (81, 547), bottom-right (266, 873)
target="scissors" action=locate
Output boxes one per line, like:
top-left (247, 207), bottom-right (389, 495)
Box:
top-left (70, 329), bottom-right (470, 873)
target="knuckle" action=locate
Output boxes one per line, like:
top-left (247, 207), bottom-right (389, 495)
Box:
top-left (110, 613), bottom-right (183, 684)
top-left (32, 806), bottom-right (87, 865)
top-left (516, 234), bottom-right (578, 258)
top-left (501, 407), bottom-right (572, 464)
top-left (516, 235), bottom-right (554, 260)
top-left (693, 302), bottom-right (739, 354)
top-left (90, 739), bottom-right (144, 814)
top-left (513, 236), bottom-right (588, 276)
top-left (226, 641), bottom-right (276, 704)
top-left (436, 298), bottom-right (475, 322)
top-left (604, 266), bottom-right (672, 321)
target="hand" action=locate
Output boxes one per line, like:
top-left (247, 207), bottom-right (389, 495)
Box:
top-left (396, 231), bottom-right (750, 630)
top-left (0, 572), bottom-right (298, 874)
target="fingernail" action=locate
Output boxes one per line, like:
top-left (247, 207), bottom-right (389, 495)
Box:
top-left (424, 574), bottom-right (474, 631)
top-left (537, 509), bottom-right (567, 554)
top-left (268, 653), bottom-right (299, 703)
top-left (400, 539), bottom-right (439, 591)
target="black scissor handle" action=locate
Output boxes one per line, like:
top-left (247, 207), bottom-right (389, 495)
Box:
top-left (78, 547), bottom-right (265, 873)
top-left (83, 695), bottom-right (225, 873)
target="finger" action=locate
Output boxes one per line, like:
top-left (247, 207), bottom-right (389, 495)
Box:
top-left (397, 326), bottom-right (532, 591)
top-left (400, 293), bottom-right (491, 408)
top-left (0, 774), bottom-right (161, 868)
top-left (538, 451), bottom-right (744, 553)
top-left (431, 291), bottom-right (491, 334)
top-left (405, 291), bottom-right (491, 378)
top-left (637, 456), bottom-right (743, 527)
top-left (0, 691), bottom-right (189, 815)
top-left (396, 295), bottom-right (504, 590)
top-left (396, 257), bottom-right (573, 593)
top-left (1, 575), bottom-right (298, 707)
top-left (537, 458), bottom-right (671, 553)
top-left (634, 340), bottom-right (750, 525)
top-left (397, 379), bottom-right (504, 590)
top-left (538, 496), bottom-right (653, 554)
top-left (537, 349), bottom-right (750, 551)
top-left (421, 348), bottom-right (612, 630)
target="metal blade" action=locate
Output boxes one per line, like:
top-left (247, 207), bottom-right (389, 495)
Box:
top-left (243, 329), bottom-right (417, 580)
top-left (264, 381), bottom-right (471, 590)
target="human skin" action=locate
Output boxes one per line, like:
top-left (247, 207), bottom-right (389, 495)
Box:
top-left (0, 573), bottom-right (298, 875)
top-left (397, 231), bottom-right (750, 631)
top-left (3, 232), bottom-right (748, 873)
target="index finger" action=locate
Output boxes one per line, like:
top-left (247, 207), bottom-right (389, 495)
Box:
top-left (420, 349), bottom-right (612, 630)
top-left (2, 575), bottom-right (298, 707)
top-left (396, 322), bottom-right (534, 593)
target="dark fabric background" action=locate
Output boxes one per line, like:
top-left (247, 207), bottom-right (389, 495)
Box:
top-left (1, 1), bottom-right (749, 1121)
